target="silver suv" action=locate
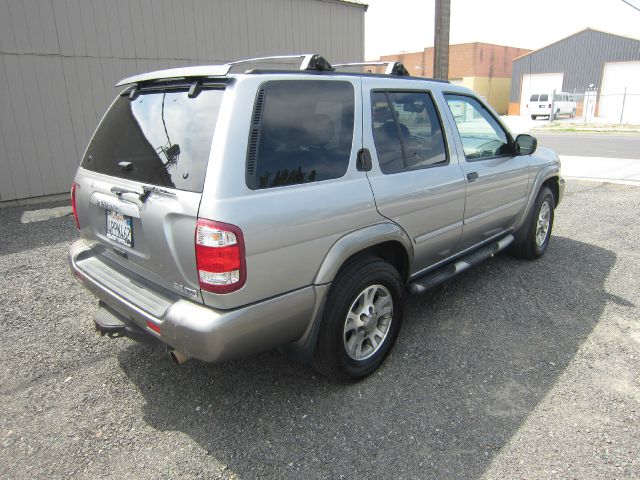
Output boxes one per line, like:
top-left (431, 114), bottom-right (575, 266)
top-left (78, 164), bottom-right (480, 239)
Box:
top-left (69, 54), bottom-right (564, 381)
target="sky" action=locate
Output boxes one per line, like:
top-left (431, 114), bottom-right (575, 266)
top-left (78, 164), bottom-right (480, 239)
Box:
top-left (364, 0), bottom-right (640, 60)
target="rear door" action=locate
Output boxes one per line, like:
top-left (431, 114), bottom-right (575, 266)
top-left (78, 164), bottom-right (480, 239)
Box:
top-left (362, 78), bottom-right (466, 273)
top-left (73, 83), bottom-right (226, 301)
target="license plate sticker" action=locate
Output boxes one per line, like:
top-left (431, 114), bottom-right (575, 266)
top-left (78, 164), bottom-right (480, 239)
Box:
top-left (106, 210), bottom-right (133, 247)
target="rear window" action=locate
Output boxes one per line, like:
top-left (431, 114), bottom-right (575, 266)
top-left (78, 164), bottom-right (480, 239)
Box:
top-left (530, 94), bottom-right (539, 101)
top-left (81, 88), bottom-right (224, 192)
top-left (539, 94), bottom-right (549, 102)
top-left (247, 80), bottom-right (354, 189)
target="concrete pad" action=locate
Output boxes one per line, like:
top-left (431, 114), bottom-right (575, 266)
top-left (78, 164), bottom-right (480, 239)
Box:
top-left (560, 156), bottom-right (640, 185)
top-left (21, 206), bottom-right (73, 223)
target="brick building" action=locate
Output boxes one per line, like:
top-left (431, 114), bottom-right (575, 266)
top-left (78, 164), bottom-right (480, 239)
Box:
top-left (379, 43), bottom-right (530, 114)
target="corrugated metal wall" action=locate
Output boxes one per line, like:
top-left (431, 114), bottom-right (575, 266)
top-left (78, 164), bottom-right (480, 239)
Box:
top-left (0, 0), bottom-right (366, 201)
top-left (510, 29), bottom-right (640, 102)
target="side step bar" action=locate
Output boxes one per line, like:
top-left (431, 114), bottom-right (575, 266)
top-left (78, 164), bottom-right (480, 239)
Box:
top-left (408, 234), bottom-right (514, 295)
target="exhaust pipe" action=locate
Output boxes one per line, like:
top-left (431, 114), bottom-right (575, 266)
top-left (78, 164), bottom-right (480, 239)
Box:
top-left (169, 350), bottom-right (189, 365)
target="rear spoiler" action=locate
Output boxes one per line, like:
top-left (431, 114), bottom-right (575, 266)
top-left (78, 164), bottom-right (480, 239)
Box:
top-left (116, 54), bottom-right (334, 86)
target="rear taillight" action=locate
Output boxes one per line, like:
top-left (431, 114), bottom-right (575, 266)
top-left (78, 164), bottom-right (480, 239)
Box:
top-left (70, 182), bottom-right (80, 230)
top-left (548, 103), bottom-right (552, 108)
top-left (195, 219), bottom-right (246, 294)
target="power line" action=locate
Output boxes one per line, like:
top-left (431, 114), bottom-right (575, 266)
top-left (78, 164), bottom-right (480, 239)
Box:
top-left (621, 0), bottom-right (640, 13)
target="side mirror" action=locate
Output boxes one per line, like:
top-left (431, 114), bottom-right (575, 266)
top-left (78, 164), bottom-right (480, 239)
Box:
top-left (514, 134), bottom-right (537, 156)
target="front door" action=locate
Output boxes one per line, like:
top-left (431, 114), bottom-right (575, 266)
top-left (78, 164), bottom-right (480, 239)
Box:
top-left (443, 94), bottom-right (530, 250)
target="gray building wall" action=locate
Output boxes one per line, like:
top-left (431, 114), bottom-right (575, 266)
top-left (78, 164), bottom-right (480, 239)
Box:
top-left (509, 29), bottom-right (640, 102)
top-left (0, 0), bottom-right (366, 202)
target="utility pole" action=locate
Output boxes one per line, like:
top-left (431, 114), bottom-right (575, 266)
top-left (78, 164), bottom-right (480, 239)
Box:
top-left (433, 0), bottom-right (450, 80)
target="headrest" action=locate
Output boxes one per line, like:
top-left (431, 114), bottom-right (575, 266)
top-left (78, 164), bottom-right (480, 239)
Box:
top-left (301, 114), bottom-right (335, 147)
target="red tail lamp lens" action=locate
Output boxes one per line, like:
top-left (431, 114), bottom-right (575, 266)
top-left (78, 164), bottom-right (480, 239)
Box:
top-left (195, 219), bottom-right (246, 294)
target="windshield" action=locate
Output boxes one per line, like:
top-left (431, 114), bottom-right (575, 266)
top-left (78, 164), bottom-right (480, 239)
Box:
top-left (81, 88), bottom-right (224, 192)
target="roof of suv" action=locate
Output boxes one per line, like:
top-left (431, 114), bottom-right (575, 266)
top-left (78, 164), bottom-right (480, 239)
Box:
top-left (115, 54), bottom-right (449, 87)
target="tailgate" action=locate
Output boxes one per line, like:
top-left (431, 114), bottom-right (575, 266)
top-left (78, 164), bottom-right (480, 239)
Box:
top-left (73, 84), bottom-right (226, 302)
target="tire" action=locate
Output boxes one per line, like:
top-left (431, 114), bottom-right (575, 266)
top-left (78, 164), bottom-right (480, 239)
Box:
top-left (311, 257), bottom-right (404, 382)
top-left (570, 108), bottom-right (576, 119)
top-left (531, 115), bottom-right (537, 120)
top-left (511, 186), bottom-right (555, 260)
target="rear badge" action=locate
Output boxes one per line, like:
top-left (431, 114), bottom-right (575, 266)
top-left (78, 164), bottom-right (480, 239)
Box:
top-left (174, 282), bottom-right (198, 298)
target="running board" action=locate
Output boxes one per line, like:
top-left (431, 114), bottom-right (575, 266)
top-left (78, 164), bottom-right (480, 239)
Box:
top-left (408, 234), bottom-right (514, 295)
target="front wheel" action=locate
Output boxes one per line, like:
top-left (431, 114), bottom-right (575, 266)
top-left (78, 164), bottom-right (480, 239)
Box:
top-left (511, 186), bottom-right (555, 260)
top-left (311, 257), bottom-right (404, 381)
top-left (531, 115), bottom-right (537, 120)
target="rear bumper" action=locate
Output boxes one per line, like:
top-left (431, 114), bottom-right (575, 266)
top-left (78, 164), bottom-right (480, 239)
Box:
top-left (68, 240), bottom-right (318, 362)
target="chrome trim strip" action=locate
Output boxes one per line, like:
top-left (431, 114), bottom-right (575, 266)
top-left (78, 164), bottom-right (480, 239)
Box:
top-left (463, 198), bottom-right (526, 226)
top-left (90, 192), bottom-right (141, 218)
top-left (414, 221), bottom-right (463, 245)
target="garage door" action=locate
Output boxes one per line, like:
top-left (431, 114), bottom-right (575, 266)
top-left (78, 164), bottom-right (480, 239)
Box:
top-left (519, 73), bottom-right (564, 115)
top-left (599, 61), bottom-right (640, 124)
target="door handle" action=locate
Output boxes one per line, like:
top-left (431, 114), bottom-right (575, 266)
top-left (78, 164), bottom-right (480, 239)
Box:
top-left (467, 171), bottom-right (479, 182)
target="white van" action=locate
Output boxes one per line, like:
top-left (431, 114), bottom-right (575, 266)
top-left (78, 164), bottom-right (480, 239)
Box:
top-left (528, 92), bottom-right (576, 120)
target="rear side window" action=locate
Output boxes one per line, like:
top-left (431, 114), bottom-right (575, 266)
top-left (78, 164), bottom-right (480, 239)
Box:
top-left (530, 94), bottom-right (539, 101)
top-left (371, 91), bottom-right (447, 174)
top-left (81, 88), bottom-right (224, 192)
top-left (539, 94), bottom-right (549, 102)
top-left (247, 80), bottom-right (354, 189)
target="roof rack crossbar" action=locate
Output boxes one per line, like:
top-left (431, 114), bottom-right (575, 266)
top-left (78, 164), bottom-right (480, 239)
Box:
top-left (333, 61), bottom-right (410, 76)
top-left (229, 54), bottom-right (334, 71)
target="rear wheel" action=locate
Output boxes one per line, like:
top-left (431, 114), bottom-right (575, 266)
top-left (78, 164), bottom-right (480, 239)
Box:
top-left (570, 108), bottom-right (576, 118)
top-left (311, 257), bottom-right (404, 381)
top-left (511, 186), bottom-right (555, 260)
top-left (531, 115), bottom-right (537, 120)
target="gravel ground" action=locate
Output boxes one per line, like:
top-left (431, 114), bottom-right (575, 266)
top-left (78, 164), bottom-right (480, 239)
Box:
top-left (0, 182), bottom-right (638, 479)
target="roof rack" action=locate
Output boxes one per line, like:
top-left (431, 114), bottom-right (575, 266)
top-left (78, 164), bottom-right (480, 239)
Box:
top-left (229, 54), bottom-right (334, 72)
top-left (332, 61), bottom-right (411, 76)
top-left (116, 54), bottom-right (334, 86)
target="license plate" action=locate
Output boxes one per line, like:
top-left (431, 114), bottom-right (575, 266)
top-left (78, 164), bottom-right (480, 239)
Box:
top-left (106, 210), bottom-right (133, 247)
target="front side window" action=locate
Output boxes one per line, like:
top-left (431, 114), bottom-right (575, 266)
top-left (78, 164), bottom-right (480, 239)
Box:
top-left (371, 91), bottom-right (447, 174)
top-left (248, 80), bottom-right (354, 189)
top-left (445, 94), bottom-right (511, 160)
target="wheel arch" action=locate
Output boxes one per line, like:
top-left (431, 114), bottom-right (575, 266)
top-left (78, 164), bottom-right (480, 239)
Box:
top-left (542, 175), bottom-right (560, 208)
top-left (514, 165), bottom-right (561, 233)
top-left (281, 223), bottom-right (413, 364)
top-left (314, 223), bottom-right (413, 286)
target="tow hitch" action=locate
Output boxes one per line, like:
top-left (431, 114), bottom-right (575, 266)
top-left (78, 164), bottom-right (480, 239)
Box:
top-left (94, 302), bottom-right (161, 345)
